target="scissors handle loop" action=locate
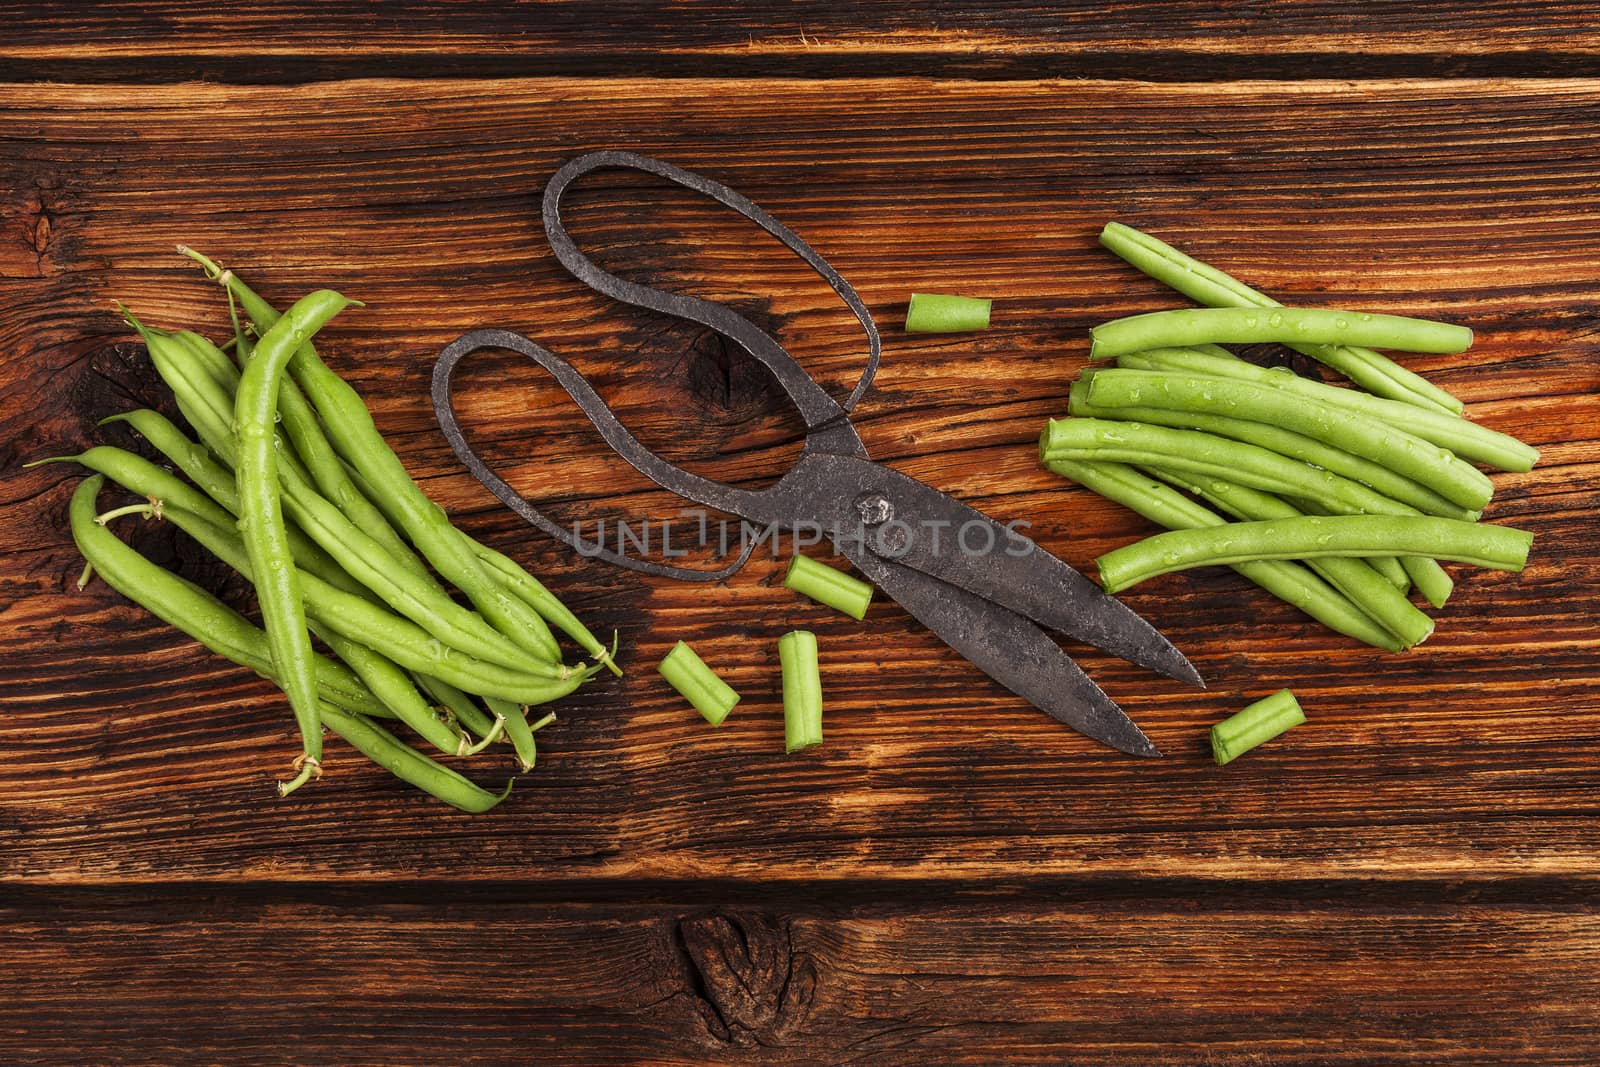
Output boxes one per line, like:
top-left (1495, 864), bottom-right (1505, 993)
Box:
top-left (433, 328), bottom-right (758, 581)
top-left (542, 150), bottom-right (881, 431)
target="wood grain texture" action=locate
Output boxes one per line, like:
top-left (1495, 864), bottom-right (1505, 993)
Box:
top-left (3, 67), bottom-right (1600, 1063)
top-left (7, 1), bottom-right (1600, 80)
top-left (2, 880), bottom-right (1597, 1065)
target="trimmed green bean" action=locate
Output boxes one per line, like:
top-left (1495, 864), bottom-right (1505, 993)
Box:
top-left (1090, 306), bottom-right (1473, 362)
top-left (1095, 515), bottom-right (1533, 594)
top-left (1140, 468), bottom-right (1434, 648)
top-left (1098, 221), bottom-right (1465, 413)
top-left (1046, 459), bottom-right (1403, 650)
top-left (658, 641), bottom-right (741, 725)
top-left (1211, 689), bottom-right (1306, 766)
top-left (1114, 346), bottom-right (1538, 473)
top-left (783, 555), bottom-right (874, 620)
top-left (779, 630), bottom-right (823, 753)
top-left (1083, 368), bottom-right (1494, 511)
top-left (905, 292), bottom-right (991, 333)
top-left (1066, 372), bottom-right (1478, 521)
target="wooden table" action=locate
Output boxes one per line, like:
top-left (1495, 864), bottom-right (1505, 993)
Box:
top-left (4, 5), bottom-right (1599, 1063)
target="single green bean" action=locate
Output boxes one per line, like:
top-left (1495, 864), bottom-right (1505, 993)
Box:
top-left (1098, 221), bottom-right (1465, 413)
top-left (1046, 459), bottom-right (1402, 650)
top-left (1067, 372), bottom-right (1478, 521)
top-left (657, 641), bottom-right (741, 725)
top-left (1211, 688), bottom-right (1306, 766)
top-left (1139, 468), bottom-right (1434, 648)
top-left (1090, 306), bottom-right (1473, 362)
top-left (1095, 515), bottom-right (1533, 594)
top-left (1083, 368), bottom-right (1494, 511)
top-left (1114, 346), bottom-right (1538, 473)
top-left (234, 287), bottom-right (358, 789)
top-left (483, 694), bottom-right (539, 772)
top-left (905, 292), bottom-right (991, 333)
top-left (1293, 495), bottom-right (1453, 608)
top-left (778, 630), bottom-right (823, 753)
top-left (783, 555), bottom-right (874, 620)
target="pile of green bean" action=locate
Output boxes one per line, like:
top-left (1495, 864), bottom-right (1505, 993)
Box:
top-left (40, 251), bottom-right (617, 811)
top-left (1039, 224), bottom-right (1538, 651)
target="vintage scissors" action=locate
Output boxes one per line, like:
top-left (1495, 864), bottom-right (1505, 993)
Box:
top-left (432, 150), bottom-right (1201, 756)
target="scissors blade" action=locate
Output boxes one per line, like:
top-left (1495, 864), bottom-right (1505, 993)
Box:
top-left (838, 545), bottom-right (1162, 756)
top-left (796, 456), bottom-right (1201, 687)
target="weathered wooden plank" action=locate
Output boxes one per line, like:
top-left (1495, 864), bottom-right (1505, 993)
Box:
top-left (1, 881), bottom-right (1596, 1064)
top-left (6, 1), bottom-right (1600, 81)
top-left (2, 77), bottom-right (1597, 888)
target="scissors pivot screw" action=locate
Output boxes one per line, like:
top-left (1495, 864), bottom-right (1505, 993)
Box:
top-left (854, 492), bottom-right (894, 525)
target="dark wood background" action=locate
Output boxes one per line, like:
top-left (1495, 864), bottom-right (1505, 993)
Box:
top-left (4, 4), bottom-right (1599, 1064)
